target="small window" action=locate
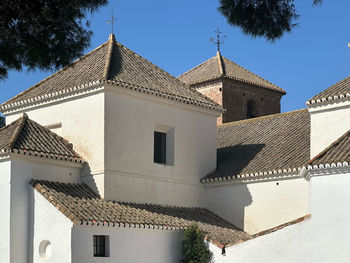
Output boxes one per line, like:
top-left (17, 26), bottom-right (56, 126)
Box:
top-left (93, 235), bottom-right (109, 257)
top-left (247, 100), bottom-right (256, 119)
top-left (154, 131), bottom-right (166, 164)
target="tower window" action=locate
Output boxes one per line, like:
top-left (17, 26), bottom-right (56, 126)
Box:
top-left (93, 235), bottom-right (109, 257)
top-left (247, 100), bottom-right (256, 119)
top-left (154, 131), bottom-right (166, 164)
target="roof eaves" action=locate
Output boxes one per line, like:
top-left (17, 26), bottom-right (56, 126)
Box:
top-left (217, 109), bottom-right (307, 128)
top-left (186, 75), bottom-right (285, 94)
top-left (201, 166), bottom-right (303, 184)
top-left (1, 42), bottom-right (110, 109)
top-left (0, 80), bottom-right (104, 113)
top-left (108, 79), bottom-right (224, 113)
top-left (306, 93), bottom-right (350, 105)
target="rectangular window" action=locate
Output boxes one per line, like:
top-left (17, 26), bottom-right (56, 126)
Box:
top-left (93, 235), bottom-right (109, 257)
top-left (154, 131), bottom-right (166, 164)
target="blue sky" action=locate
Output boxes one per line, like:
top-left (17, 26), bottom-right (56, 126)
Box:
top-left (1, 0), bottom-right (350, 113)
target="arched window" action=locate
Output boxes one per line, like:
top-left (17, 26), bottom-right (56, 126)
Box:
top-left (247, 100), bottom-right (256, 119)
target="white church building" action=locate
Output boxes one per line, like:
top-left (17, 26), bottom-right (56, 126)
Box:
top-left (1, 34), bottom-right (350, 263)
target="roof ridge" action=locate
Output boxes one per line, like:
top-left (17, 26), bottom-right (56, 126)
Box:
top-left (8, 114), bottom-right (27, 149)
top-left (217, 51), bottom-right (225, 76)
top-left (177, 54), bottom-right (219, 79)
top-left (308, 128), bottom-right (350, 164)
top-left (221, 55), bottom-right (282, 91)
top-left (218, 109), bottom-right (308, 127)
top-left (115, 42), bottom-right (189, 87)
top-left (1, 41), bottom-right (110, 108)
top-left (113, 42), bottom-right (221, 107)
top-left (102, 37), bottom-right (115, 80)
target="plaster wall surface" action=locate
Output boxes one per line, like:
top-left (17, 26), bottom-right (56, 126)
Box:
top-left (10, 158), bottom-right (80, 263)
top-left (104, 87), bottom-right (217, 206)
top-left (209, 170), bottom-right (350, 263)
top-left (205, 177), bottom-right (309, 234)
top-left (72, 225), bottom-right (183, 263)
top-left (33, 190), bottom-right (73, 263)
top-left (309, 100), bottom-right (350, 157)
top-left (209, 219), bottom-right (313, 263)
top-left (0, 160), bottom-right (11, 262)
top-left (5, 91), bottom-right (105, 175)
top-left (310, 171), bottom-right (350, 262)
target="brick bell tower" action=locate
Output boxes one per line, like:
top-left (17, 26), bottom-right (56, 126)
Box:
top-left (178, 51), bottom-right (286, 125)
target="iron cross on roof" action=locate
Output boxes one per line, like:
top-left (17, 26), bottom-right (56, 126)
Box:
top-left (107, 7), bottom-right (117, 34)
top-left (210, 28), bottom-right (227, 52)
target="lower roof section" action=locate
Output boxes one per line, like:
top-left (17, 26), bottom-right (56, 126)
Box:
top-left (31, 179), bottom-right (251, 247)
top-left (202, 109), bottom-right (310, 182)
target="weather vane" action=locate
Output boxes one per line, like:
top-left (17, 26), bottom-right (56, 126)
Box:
top-left (107, 7), bottom-right (117, 34)
top-left (210, 28), bottom-right (227, 52)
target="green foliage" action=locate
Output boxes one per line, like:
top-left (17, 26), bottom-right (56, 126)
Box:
top-left (218, 0), bottom-right (323, 41)
top-left (182, 224), bottom-right (212, 263)
top-left (0, 0), bottom-right (108, 80)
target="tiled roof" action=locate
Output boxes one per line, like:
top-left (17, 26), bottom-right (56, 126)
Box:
top-left (307, 75), bottom-right (350, 105)
top-left (1, 35), bottom-right (222, 113)
top-left (202, 109), bottom-right (310, 182)
top-left (0, 114), bottom-right (83, 163)
top-left (178, 51), bottom-right (285, 94)
top-left (308, 129), bottom-right (350, 166)
top-left (31, 179), bottom-right (251, 246)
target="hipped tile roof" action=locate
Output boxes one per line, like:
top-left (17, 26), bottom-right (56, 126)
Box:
top-left (31, 179), bottom-right (251, 246)
top-left (0, 114), bottom-right (82, 162)
top-left (1, 34), bottom-right (222, 112)
top-left (308, 129), bottom-right (350, 166)
top-left (308, 75), bottom-right (350, 104)
top-left (178, 51), bottom-right (285, 94)
top-left (202, 109), bottom-right (310, 182)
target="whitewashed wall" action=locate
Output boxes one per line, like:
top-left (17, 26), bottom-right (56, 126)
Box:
top-left (209, 219), bottom-right (313, 263)
top-left (103, 86), bottom-right (218, 206)
top-left (205, 177), bottom-right (309, 234)
top-left (0, 159), bottom-right (11, 262)
top-left (309, 99), bottom-right (350, 157)
top-left (33, 190), bottom-right (73, 263)
top-left (5, 90), bottom-right (105, 186)
top-left (9, 157), bottom-right (81, 263)
top-left (309, 170), bottom-right (350, 262)
top-left (72, 225), bottom-right (183, 263)
top-left (208, 169), bottom-right (350, 263)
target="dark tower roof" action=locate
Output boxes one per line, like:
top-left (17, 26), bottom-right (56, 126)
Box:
top-left (178, 51), bottom-right (285, 94)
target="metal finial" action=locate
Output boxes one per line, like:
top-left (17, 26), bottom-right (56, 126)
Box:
top-left (107, 7), bottom-right (117, 34)
top-left (210, 28), bottom-right (227, 52)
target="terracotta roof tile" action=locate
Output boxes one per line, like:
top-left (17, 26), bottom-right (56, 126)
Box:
top-left (0, 115), bottom-right (83, 162)
top-left (308, 129), bottom-right (350, 166)
top-left (31, 179), bottom-right (251, 246)
top-left (1, 35), bottom-right (222, 112)
top-left (308, 75), bottom-right (350, 104)
top-left (178, 51), bottom-right (285, 94)
top-left (202, 109), bottom-right (310, 182)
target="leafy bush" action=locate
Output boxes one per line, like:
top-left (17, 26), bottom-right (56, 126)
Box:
top-left (182, 224), bottom-right (212, 263)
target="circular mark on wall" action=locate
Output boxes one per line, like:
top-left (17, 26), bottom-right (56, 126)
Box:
top-left (39, 240), bottom-right (52, 259)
